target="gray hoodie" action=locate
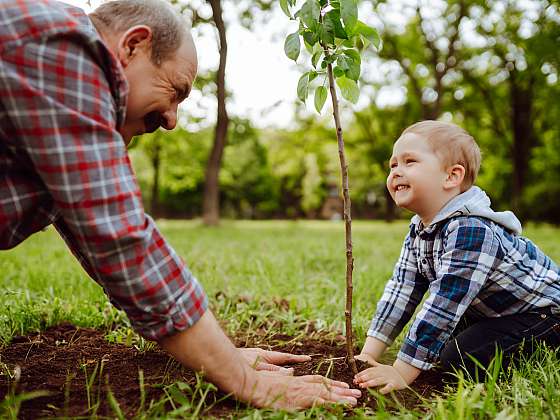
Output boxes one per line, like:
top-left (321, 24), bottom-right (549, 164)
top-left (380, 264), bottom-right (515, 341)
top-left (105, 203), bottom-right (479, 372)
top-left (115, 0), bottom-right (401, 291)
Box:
top-left (411, 186), bottom-right (523, 235)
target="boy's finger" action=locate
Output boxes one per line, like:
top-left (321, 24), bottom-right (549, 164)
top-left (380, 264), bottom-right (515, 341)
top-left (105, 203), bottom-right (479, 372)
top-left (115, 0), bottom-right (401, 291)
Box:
top-left (358, 377), bottom-right (386, 388)
top-left (379, 383), bottom-right (394, 394)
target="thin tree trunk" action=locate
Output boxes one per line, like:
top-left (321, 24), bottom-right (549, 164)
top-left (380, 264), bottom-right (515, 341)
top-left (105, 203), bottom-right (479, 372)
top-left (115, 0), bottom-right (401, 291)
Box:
top-left (203, 0), bottom-right (229, 226)
top-left (510, 72), bottom-right (535, 216)
top-left (150, 135), bottom-right (161, 218)
top-left (326, 61), bottom-right (357, 375)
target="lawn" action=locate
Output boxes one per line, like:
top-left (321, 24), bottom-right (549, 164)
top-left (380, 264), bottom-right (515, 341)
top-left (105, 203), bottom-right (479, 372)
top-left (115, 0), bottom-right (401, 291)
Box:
top-left (1, 220), bottom-right (559, 418)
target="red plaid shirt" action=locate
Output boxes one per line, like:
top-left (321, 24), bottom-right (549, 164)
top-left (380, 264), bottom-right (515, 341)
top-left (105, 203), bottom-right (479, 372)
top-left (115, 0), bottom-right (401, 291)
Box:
top-left (0, 0), bottom-right (207, 340)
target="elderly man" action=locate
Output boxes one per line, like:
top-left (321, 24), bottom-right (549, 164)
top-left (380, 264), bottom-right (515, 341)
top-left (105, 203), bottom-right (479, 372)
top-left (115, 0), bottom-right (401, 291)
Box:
top-left (0, 0), bottom-right (361, 409)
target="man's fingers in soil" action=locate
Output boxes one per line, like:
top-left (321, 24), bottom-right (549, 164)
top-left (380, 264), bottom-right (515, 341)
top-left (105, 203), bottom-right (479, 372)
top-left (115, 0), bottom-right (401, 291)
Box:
top-left (257, 362), bottom-right (294, 375)
top-left (266, 351), bottom-right (311, 363)
top-left (304, 375), bottom-right (351, 389)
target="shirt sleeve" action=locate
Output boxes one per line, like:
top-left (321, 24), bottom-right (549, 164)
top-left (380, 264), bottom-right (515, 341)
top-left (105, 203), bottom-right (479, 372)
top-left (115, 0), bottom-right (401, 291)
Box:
top-left (0, 31), bottom-right (207, 340)
top-left (368, 231), bottom-right (429, 345)
top-left (397, 218), bottom-right (499, 370)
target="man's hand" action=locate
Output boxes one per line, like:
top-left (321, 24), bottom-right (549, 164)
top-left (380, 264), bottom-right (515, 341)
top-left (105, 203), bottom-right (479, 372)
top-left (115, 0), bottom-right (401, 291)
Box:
top-left (239, 348), bottom-right (311, 375)
top-left (353, 360), bottom-right (408, 394)
top-left (253, 371), bottom-right (361, 409)
top-left (159, 310), bottom-right (361, 409)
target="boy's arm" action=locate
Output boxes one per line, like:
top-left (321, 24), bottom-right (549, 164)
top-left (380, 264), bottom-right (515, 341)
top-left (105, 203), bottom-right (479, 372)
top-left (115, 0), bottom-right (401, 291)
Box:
top-left (366, 231), bottom-right (429, 355)
top-left (356, 336), bottom-right (387, 363)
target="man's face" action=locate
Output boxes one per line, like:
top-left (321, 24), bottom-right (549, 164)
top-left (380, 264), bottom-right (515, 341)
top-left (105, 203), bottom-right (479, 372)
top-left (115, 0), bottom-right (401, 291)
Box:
top-left (116, 27), bottom-right (197, 144)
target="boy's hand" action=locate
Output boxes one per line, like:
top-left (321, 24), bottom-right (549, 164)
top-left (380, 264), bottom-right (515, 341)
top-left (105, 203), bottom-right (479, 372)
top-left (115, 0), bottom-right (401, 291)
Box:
top-left (355, 352), bottom-right (377, 365)
top-left (353, 360), bottom-right (408, 394)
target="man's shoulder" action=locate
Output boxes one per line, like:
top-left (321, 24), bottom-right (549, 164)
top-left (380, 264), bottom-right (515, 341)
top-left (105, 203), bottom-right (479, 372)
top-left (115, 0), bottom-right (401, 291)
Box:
top-left (0, 0), bottom-right (95, 48)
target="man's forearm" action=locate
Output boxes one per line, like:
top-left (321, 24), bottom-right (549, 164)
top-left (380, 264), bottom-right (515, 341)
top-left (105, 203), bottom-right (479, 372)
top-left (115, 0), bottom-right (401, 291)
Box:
top-left (158, 309), bottom-right (256, 401)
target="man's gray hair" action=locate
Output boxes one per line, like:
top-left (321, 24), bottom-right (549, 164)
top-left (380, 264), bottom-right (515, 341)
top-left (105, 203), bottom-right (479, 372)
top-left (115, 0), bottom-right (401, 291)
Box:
top-left (89, 0), bottom-right (188, 65)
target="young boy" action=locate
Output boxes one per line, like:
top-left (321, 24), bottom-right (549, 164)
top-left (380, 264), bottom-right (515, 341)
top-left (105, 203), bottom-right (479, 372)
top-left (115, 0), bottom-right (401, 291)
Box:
top-left (354, 120), bottom-right (560, 393)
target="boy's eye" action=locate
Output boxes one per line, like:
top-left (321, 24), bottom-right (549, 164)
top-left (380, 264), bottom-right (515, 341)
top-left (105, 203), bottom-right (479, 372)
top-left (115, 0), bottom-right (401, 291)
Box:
top-left (390, 162), bottom-right (397, 169)
top-left (405, 159), bottom-right (416, 164)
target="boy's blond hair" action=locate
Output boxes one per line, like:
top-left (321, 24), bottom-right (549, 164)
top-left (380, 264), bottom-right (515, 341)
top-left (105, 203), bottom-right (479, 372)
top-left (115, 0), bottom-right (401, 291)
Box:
top-left (401, 120), bottom-right (481, 191)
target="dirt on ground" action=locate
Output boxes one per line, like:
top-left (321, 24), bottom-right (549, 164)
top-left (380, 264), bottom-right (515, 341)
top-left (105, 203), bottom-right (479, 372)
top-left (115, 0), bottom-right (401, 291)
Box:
top-left (0, 324), bottom-right (446, 418)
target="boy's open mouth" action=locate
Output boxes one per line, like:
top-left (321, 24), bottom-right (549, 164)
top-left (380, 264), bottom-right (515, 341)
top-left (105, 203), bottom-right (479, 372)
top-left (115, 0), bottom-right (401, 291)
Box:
top-left (395, 185), bottom-right (409, 192)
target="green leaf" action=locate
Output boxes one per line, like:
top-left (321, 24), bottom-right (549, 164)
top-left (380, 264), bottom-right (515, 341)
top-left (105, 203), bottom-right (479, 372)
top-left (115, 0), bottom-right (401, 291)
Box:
top-left (343, 48), bottom-right (361, 81)
top-left (336, 76), bottom-right (359, 103)
top-left (318, 23), bottom-right (335, 46)
top-left (324, 10), bottom-right (348, 40)
top-left (333, 66), bottom-right (345, 78)
top-left (311, 49), bottom-right (323, 68)
top-left (354, 21), bottom-right (381, 50)
top-left (314, 85), bottom-right (328, 113)
top-left (308, 70), bottom-right (318, 82)
top-left (340, 0), bottom-right (358, 33)
top-left (284, 32), bottom-right (300, 61)
top-left (297, 72), bottom-right (310, 103)
top-left (300, 0), bottom-right (321, 30)
top-left (279, 0), bottom-right (291, 18)
top-left (302, 31), bottom-right (318, 47)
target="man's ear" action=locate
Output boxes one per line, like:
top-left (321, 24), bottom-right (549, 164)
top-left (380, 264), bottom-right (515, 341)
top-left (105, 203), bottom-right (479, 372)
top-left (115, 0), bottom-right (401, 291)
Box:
top-left (116, 25), bottom-right (152, 67)
top-left (444, 164), bottom-right (466, 190)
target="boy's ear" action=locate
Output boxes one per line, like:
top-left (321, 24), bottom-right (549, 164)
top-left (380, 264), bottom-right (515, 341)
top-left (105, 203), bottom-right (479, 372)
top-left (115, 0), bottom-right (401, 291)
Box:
top-left (444, 164), bottom-right (466, 190)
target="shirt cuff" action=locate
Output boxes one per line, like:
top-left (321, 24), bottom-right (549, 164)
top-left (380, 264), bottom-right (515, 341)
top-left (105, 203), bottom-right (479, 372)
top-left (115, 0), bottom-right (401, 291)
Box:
top-left (396, 337), bottom-right (438, 370)
top-left (131, 274), bottom-right (209, 341)
top-left (366, 329), bottom-right (394, 347)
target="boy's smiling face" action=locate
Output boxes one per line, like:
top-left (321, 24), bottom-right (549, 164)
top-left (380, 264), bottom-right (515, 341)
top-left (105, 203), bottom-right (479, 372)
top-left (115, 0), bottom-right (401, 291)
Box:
top-left (387, 132), bottom-right (455, 225)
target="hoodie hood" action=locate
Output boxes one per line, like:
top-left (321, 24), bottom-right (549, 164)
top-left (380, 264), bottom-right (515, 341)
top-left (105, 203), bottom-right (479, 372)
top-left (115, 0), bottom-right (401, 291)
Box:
top-left (412, 186), bottom-right (523, 235)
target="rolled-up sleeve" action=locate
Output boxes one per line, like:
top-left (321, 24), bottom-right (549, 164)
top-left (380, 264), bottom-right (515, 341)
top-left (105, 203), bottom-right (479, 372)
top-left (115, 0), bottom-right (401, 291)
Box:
top-left (0, 31), bottom-right (207, 340)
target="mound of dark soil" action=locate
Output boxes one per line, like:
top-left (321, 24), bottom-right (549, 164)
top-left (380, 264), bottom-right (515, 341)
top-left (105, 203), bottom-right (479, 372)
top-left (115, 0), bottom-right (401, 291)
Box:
top-left (0, 324), bottom-right (445, 418)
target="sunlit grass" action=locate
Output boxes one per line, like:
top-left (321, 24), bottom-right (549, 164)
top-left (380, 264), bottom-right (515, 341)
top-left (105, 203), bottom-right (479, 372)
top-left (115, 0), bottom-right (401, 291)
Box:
top-left (1, 219), bottom-right (559, 418)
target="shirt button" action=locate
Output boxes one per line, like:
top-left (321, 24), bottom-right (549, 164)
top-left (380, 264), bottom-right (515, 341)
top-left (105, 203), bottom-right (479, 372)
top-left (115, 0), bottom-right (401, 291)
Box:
top-left (541, 314), bottom-right (547, 319)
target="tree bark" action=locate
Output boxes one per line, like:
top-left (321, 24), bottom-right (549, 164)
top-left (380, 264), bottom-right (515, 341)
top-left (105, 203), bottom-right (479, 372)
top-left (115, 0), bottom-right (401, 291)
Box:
top-left (203, 0), bottom-right (229, 226)
top-left (326, 60), bottom-right (358, 376)
top-left (149, 134), bottom-right (162, 218)
top-left (509, 71), bottom-right (535, 216)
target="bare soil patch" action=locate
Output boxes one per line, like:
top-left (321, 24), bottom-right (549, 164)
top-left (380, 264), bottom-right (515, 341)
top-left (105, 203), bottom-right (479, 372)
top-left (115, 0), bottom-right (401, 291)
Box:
top-left (0, 324), bottom-right (446, 417)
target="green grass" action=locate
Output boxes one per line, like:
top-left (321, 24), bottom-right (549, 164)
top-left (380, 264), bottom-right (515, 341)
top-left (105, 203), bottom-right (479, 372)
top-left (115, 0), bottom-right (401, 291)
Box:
top-left (1, 220), bottom-right (560, 418)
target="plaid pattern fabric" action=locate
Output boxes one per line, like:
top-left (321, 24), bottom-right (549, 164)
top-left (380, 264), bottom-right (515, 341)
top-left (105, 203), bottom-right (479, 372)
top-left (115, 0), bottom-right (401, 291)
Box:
top-left (0, 0), bottom-right (207, 340)
top-left (368, 216), bottom-right (560, 370)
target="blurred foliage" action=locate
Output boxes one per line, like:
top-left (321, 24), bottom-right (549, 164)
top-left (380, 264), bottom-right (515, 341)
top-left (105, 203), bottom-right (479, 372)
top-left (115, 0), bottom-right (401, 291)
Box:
top-left (129, 0), bottom-right (559, 223)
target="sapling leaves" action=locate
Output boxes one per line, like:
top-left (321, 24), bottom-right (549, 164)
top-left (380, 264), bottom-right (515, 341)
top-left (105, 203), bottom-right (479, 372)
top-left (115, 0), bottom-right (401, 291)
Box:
top-left (340, 0), bottom-right (358, 33)
top-left (281, 0), bottom-right (378, 111)
top-left (314, 85), bottom-right (328, 112)
top-left (284, 31), bottom-right (301, 61)
top-left (336, 76), bottom-right (359, 103)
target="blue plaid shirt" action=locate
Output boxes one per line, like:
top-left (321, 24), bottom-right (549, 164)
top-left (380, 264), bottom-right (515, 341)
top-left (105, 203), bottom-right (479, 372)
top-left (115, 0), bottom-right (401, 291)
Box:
top-left (368, 187), bottom-right (560, 370)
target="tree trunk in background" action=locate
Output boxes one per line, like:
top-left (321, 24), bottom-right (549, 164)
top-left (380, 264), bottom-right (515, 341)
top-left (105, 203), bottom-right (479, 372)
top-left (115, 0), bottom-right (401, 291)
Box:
top-left (203, 0), bottom-right (229, 226)
top-left (509, 71), bottom-right (535, 217)
top-left (150, 138), bottom-right (161, 218)
top-left (148, 131), bottom-right (162, 218)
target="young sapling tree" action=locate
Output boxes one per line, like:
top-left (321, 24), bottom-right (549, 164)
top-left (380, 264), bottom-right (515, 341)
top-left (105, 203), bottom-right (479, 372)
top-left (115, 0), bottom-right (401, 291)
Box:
top-left (281, 0), bottom-right (380, 375)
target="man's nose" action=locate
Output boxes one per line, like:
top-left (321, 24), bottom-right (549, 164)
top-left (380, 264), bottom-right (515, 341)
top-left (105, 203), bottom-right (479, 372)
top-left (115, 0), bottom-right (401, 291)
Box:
top-left (161, 106), bottom-right (178, 130)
